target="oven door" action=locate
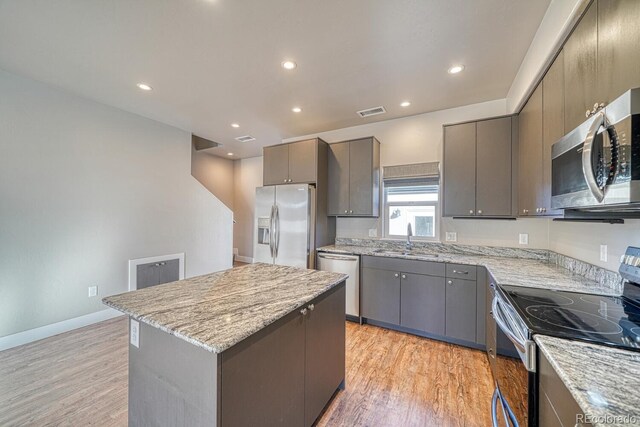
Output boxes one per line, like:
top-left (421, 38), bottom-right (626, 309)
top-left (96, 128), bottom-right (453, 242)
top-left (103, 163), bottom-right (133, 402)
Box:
top-left (492, 293), bottom-right (537, 427)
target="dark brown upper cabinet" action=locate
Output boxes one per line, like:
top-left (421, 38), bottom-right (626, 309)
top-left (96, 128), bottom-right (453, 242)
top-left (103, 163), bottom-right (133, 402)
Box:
top-left (327, 137), bottom-right (380, 217)
top-left (563, 0), bottom-right (598, 133)
top-left (263, 138), bottom-right (327, 186)
top-left (443, 116), bottom-right (516, 217)
top-left (518, 85), bottom-right (545, 217)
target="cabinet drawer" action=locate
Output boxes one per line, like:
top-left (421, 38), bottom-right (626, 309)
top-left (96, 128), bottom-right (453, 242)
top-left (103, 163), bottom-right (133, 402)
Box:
top-left (446, 263), bottom-right (477, 280)
top-left (539, 351), bottom-right (589, 426)
top-left (362, 255), bottom-right (445, 277)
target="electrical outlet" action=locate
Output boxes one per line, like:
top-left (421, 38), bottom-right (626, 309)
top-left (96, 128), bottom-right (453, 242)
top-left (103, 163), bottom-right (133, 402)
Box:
top-left (88, 286), bottom-right (98, 297)
top-left (600, 245), bottom-right (608, 262)
top-left (519, 234), bottom-right (529, 245)
top-left (445, 232), bottom-right (457, 242)
top-left (130, 319), bottom-right (140, 348)
top-left (368, 228), bottom-right (377, 237)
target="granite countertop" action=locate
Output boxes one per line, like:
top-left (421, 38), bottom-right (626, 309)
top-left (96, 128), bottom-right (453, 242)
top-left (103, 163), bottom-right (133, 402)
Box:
top-left (318, 244), bottom-right (620, 296)
top-left (535, 335), bottom-right (640, 427)
top-left (103, 263), bottom-right (347, 353)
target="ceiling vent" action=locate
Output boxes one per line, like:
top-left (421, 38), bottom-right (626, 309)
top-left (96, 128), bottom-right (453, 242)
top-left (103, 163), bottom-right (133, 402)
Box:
top-left (235, 135), bottom-right (256, 143)
top-left (357, 106), bottom-right (386, 118)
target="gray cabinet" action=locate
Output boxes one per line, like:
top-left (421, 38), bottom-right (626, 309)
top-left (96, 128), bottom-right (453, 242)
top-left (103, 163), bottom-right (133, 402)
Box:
top-left (361, 267), bottom-right (400, 325)
top-left (443, 122), bottom-right (476, 216)
top-left (597, 0), bottom-right (640, 106)
top-left (263, 138), bottom-right (327, 186)
top-left (136, 259), bottom-right (180, 289)
top-left (443, 117), bottom-right (515, 217)
top-left (221, 283), bottom-right (345, 427)
top-left (327, 137), bottom-right (380, 217)
top-left (400, 273), bottom-right (445, 335)
top-left (538, 350), bottom-right (591, 426)
top-left (518, 84), bottom-right (545, 216)
top-left (564, 1), bottom-right (598, 133)
top-left (445, 278), bottom-right (477, 343)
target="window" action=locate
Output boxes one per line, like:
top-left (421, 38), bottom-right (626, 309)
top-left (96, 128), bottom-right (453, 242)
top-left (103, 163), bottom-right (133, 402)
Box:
top-left (384, 180), bottom-right (439, 240)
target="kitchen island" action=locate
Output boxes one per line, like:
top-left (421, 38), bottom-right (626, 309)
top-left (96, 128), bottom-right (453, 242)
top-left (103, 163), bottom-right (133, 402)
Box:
top-left (103, 263), bottom-right (347, 426)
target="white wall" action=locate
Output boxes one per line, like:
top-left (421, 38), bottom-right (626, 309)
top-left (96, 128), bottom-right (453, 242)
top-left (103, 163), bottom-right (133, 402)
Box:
top-left (0, 70), bottom-right (233, 338)
top-left (233, 156), bottom-right (263, 261)
top-left (191, 148), bottom-right (235, 210)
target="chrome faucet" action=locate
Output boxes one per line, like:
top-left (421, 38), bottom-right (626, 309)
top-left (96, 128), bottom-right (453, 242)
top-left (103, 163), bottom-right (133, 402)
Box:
top-left (406, 223), bottom-right (413, 250)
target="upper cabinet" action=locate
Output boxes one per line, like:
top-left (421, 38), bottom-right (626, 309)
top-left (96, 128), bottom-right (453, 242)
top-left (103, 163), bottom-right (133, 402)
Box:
top-left (263, 138), bottom-right (327, 186)
top-left (563, 1), bottom-right (598, 133)
top-left (443, 116), bottom-right (516, 217)
top-left (597, 0), bottom-right (640, 105)
top-left (327, 137), bottom-right (380, 217)
top-left (518, 85), bottom-right (545, 216)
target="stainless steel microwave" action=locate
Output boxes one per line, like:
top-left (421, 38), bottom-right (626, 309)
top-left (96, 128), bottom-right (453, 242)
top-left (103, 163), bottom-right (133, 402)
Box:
top-left (551, 88), bottom-right (640, 211)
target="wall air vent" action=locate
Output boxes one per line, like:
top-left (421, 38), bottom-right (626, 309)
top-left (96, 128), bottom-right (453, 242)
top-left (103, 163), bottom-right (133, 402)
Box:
top-left (235, 135), bottom-right (256, 143)
top-left (357, 106), bottom-right (386, 118)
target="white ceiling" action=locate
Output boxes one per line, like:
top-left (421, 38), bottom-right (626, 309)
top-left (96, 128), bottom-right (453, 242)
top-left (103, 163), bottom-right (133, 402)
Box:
top-left (0, 0), bottom-right (550, 158)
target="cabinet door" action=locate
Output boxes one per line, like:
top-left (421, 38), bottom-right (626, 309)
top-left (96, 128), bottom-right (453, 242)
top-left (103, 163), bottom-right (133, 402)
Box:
top-left (349, 138), bottom-right (376, 216)
top-left (518, 85), bottom-right (544, 216)
top-left (304, 284), bottom-right (346, 427)
top-left (564, 1), bottom-right (598, 133)
top-left (288, 139), bottom-right (317, 184)
top-left (542, 51), bottom-right (565, 216)
top-left (327, 142), bottom-right (350, 215)
top-left (362, 267), bottom-right (400, 325)
top-left (445, 278), bottom-right (477, 343)
top-left (400, 273), bottom-right (445, 335)
top-left (263, 144), bottom-right (290, 185)
top-left (597, 0), bottom-right (640, 105)
top-left (221, 309), bottom-right (305, 426)
top-left (443, 122), bottom-right (476, 216)
top-left (476, 117), bottom-right (512, 216)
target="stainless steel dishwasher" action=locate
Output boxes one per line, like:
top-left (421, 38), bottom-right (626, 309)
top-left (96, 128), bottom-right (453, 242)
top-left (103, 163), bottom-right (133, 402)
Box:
top-left (317, 253), bottom-right (360, 318)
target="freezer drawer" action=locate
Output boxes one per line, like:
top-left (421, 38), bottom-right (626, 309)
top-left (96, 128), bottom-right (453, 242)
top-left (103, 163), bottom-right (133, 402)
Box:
top-left (317, 253), bottom-right (359, 317)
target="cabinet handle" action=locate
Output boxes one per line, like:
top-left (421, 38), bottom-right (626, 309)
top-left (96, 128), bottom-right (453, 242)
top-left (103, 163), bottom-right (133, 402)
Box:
top-left (542, 207), bottom-right (546, 213)
top-left (469, 209), bottom-right (474, 215)
top-left (308, 304), bottom-right (315, 311)
top-left (401, 274), bottom-right (406, 279)
top-left (300, 308), bottom-right (308, 316)
top-left (452, 269), bottom-right (468, 275)
top-left (349, 210), bottom-right (353, 214)
top-left (477, 210), bottom-right (483, 215)
top-left (394, 273), bottom-right (399, 278)
top-left (344, 210), bottom-right (348, 214)
top-left (447, 280), bottom-right (453, 285)
top-left (284, 179), bottom-right (288, 183)
top-left (289, 179), bottom-right (292, 182)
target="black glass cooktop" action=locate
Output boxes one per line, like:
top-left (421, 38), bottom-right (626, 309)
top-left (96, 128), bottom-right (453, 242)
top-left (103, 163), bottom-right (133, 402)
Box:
top-left (501, 285), bottom-right (640, 351)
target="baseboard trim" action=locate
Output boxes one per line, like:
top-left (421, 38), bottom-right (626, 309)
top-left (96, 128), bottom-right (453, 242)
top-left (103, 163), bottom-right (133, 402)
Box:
top-left (0, 308), bottom-right (124, 352)
top-left (234, 255), bottom-right (254, 264)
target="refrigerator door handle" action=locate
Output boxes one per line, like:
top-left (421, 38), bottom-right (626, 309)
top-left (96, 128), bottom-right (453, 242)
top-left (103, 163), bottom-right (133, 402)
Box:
top-left (274, 204), bottom-right (281, 258)
top-left (269, 205), bottom-right (275, 259)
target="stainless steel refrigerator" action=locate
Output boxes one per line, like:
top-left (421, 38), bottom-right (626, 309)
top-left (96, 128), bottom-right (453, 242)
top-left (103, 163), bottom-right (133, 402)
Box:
top-left (254, 184), bottom-right (317, 269)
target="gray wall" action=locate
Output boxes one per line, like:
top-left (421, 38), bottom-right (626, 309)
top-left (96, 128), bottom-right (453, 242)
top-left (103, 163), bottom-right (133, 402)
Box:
top-left (0, 70), bottom-right (233, 337)
top-left (191, 147), bottom-right (235, 210)
top-left (232, 156), bottom-right (263, 261)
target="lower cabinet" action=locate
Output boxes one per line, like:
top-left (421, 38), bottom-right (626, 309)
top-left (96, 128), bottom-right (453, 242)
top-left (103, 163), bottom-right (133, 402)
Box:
top-left (220, 283), bottom-right (345, 427)
top-left (400, 273), bottom-right (445, 335)
top-left (361, 256), bottom-right (482, 348)
top-left (444, 278), bottom-right (477, 343)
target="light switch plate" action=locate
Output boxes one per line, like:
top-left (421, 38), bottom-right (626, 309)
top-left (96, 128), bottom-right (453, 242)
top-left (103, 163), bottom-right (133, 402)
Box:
top-left (519, 234), bottom-right (529, 245)
top-left (130, 319), bottom-right (140, 348)
top-left (600, 245), bottom-right (608, 262)
top-left (445, 232), bottom-right (457, 242)
top-left (368, 228), bottom-right (377, 237)
top-left (88, 286), bottom-right (97, 297)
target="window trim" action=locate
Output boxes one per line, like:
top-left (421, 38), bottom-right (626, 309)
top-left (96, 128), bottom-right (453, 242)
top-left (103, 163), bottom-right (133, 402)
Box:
top-left (383, 181), bottom-right (440, 241)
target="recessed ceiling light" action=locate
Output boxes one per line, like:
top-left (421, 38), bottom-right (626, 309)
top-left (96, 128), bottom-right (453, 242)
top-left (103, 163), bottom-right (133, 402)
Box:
top-left (281, 60), bottom-right (297, 70)
top-left (231, 123), bottom-right (240, 128)
top-left (227, 152), bottom-right (234, 156)
top-left (400, 101), bottom-right (411, 107)
top-left (292, 107), bottom-right (302, 113)
top-left (448, 65), bottom-right (465, 74)
top-left (136, 83), bottom-right (153, 91)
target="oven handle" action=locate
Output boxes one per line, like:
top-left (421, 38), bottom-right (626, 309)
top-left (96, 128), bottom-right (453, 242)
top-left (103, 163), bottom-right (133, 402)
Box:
top-left (581, 110), bottom-right (606, 203)
top-left (492, 297), bottom-right (526, 353)
top-left (491, 388), bottom-right (499, 427)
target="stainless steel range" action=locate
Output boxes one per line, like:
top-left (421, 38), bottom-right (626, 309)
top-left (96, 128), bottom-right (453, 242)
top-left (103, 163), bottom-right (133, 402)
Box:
top-left (488, 246), bottom-right (640, 427)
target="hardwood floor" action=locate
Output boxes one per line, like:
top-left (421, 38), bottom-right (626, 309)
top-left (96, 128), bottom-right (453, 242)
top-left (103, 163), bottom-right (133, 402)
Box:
top-left (0, 318), bottom-right (495, 426)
